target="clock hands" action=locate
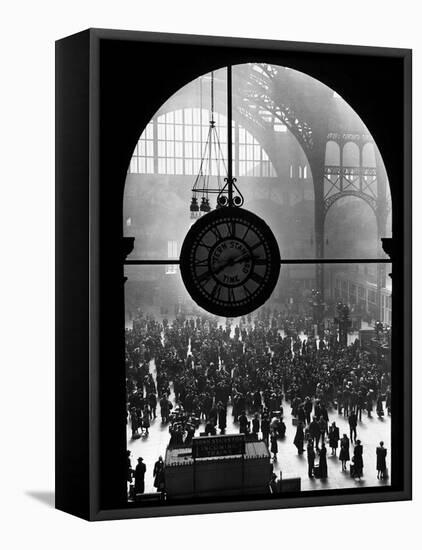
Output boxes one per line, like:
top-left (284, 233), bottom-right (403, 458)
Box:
top-left (198, 251), bottom-right (263, 283)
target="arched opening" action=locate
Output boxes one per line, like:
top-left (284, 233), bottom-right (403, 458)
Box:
top-left (325, 195), bottom-right (378, 258)
top-left (121, 62), bottom-right (393, 499)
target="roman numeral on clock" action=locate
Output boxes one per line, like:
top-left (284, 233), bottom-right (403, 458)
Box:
top-left (243, 285), bottom-right (252, 297)
top-left (226, 221), bottom-right (236, 237)
top-left (210, 226), bottom-right (223, 240)
top-left (250, 272), bottom-right (264, 284)
top-left (194, 259), bottom-right (208, 267)
top-left (210, 282), bottom-right (222, 300)
top-left (227, 287), bottom-right (236, 302)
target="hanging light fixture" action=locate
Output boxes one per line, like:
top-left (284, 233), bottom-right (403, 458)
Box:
top-left (189, 196), bottom-right (200, 219)
top-left (190, 71), bottom-right (228, 218)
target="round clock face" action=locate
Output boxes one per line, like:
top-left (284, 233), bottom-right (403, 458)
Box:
top-left (180, 207), bottom-right (281, 317)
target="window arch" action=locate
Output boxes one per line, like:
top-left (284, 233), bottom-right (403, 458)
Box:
top-left (325, 140), bottom-right (340, 165)
top-left (362, 142), bottom-right (376, 167)
top-left (343, 141), bottom-right (360, 166)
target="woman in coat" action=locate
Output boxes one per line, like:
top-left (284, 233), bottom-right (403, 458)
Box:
top-left (142, 405), bottom-right (150, 435)
top-left (130, 407), bottom-right (139, 439)
top-left (270, 430), bottom-right (278, 461)
top-left (353, 440), bottom-right (364, 480)
top-left (297, 405), bottom-right (306, 425)
top-left (319, 442), bottom-right (328, 479)
top-left (252, 412), bottom-right (260, 435)
top-left (366, 390), bottom-right (374, 418)
top-left (217, 403), bottom-right (227, 434)
top-left (307, 439), bottom-right (316, 478)
top-left (153, 456), bottom-right (165, 491)
top-left (293, 422), bottom-right (305, 454)
top-left (339, 434), bottom-right (350, 471)
top-left (261, 413), bottom-right (270, 446)
top-left (328, 422), bottom-right (340, 455)
top-left (376, 394), bottom-right (384, 418)
top-left (376, 441), bottom-right (387, 479)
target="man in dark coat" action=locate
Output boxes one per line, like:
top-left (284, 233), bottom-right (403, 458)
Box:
top-left (348, 411), bottom-right (358, 444)
top-left (352, 440), bottom-right (364, 480)
top-left (309, 417), bottom-right (321, 450)
top-left (293, 422), bottom-right (305, 454)
top-left (304, 397), bottom-right (313, 424)
top-left (319, 443), bottom-right (328, 478)
top-left (159, 395), bottom-right (170, 423)
top-left (261, 412), bottom-right (270, 446)
top-left (153, 456), bottom-right (164, 491)
top-left (328, 422), bottom-right (340, 455)
top-left (239, 411), bottom-right (249, 434)
top-left (217, 403), bottom-right (227, 434)
top-left (148, 392), bottom-right (157, 419)
top-left (134, 457), bottom-right (146, 495)
top-left (307, 439), bottom-right (316, 478)
top-left (376, 441), bottom-right (387, 479)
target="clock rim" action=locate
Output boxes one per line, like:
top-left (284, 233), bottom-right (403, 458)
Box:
top-left (179, 207), bottom-right (281, 317)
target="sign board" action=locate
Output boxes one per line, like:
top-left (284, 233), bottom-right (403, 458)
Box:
top-left (192, 434), bottom-right (246, 459)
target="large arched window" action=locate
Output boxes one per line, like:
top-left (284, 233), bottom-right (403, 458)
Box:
top-left (122, 62), bottom-right (392, 498)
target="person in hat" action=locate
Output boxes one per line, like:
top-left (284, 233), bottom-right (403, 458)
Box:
top-left (261, 411), bottom-right (270, 446)
top-left (328, 421), bottom-right (340, 455)
top-left (307, 438), bottom-right (316, 478)
top-left (376, 441), bottom-right (387, 480)
top-left (153, 456), bottom-right (165, 491)
top-left (319, 442), bottom-right (328, 479)
top-left (339, 434), bottom-right (350, 471)
top-left (270, 430), bottom-right (278, 461)
top-left (293, 421), bottom-right (305, 454)
top-left (134, 457), bottom-right (146, 494)
top-left (353, 440), bottom-right (364, 480)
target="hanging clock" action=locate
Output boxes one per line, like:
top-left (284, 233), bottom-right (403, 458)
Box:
top-left (180, 66), bottom-right (280, 317)
top-left (180, 207), bottom-right (280, 317)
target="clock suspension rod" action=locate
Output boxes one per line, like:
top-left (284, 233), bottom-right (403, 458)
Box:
top-left (227, 64), bottom-right (234, 207)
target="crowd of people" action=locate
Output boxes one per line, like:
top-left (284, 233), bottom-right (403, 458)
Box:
top-left (125, 308), bottom-right (391, 496)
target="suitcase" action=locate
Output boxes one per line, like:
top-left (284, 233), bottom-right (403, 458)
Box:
top-left (292, 418), bottom-right (299, 427)
top-left (313, 465), bottom-right (321, 478)
top-left (350, 464), bottom-right (356, 477)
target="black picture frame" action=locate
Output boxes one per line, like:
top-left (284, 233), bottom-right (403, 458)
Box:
top-left (55, 28), bottom-right (412, 521)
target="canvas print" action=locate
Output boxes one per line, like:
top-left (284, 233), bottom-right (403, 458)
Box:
top-left (122, 63), bottom-right (392, 504)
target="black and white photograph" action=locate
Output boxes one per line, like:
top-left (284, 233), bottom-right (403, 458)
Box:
top-left (123, 64), bottom-right (393, 504)
top-left (3, 0), bottom-right (420, 546)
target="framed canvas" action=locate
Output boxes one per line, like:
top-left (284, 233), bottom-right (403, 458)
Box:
top-left (55, 28), bottom-right (412, 521)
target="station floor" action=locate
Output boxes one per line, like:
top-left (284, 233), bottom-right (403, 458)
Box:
top-left (127, 358), bottom-right (391, 495)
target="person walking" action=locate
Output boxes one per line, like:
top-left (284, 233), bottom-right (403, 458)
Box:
top-left (293, 421), bottom-right (305, 454)
top-left (261, 412), bottom-right (270, 446)
top-left (376, 394), bottom-right (384, 418)
top-left (307, 439), bottom-right (316, 478)
top-left (134, 457), bottom-right (146, 495)
top-left (348, 410), bottom-right (357, 444)
top-left (319, 442), bottom-right (328, 479)
top-left (252, 412), bottom-right (260, 436)
top-left (339, 434), bottom-right (350, 471)
top-left (309, 416), bottom-right (321, 450)
top-left (352, 440), bottom-right (364, 480)
top-left (217, 402), bottom-right (227, 434)
top-left (328, 422), bottom-right (340, 455)
top-left (142, 404), bottom-right (150, 435)
top-left (153, 456), bottom-right (165, 491)
top-left (270, 430), bottom-right (278, 461)
top-left (376, 441), bottom-right (387, 480)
